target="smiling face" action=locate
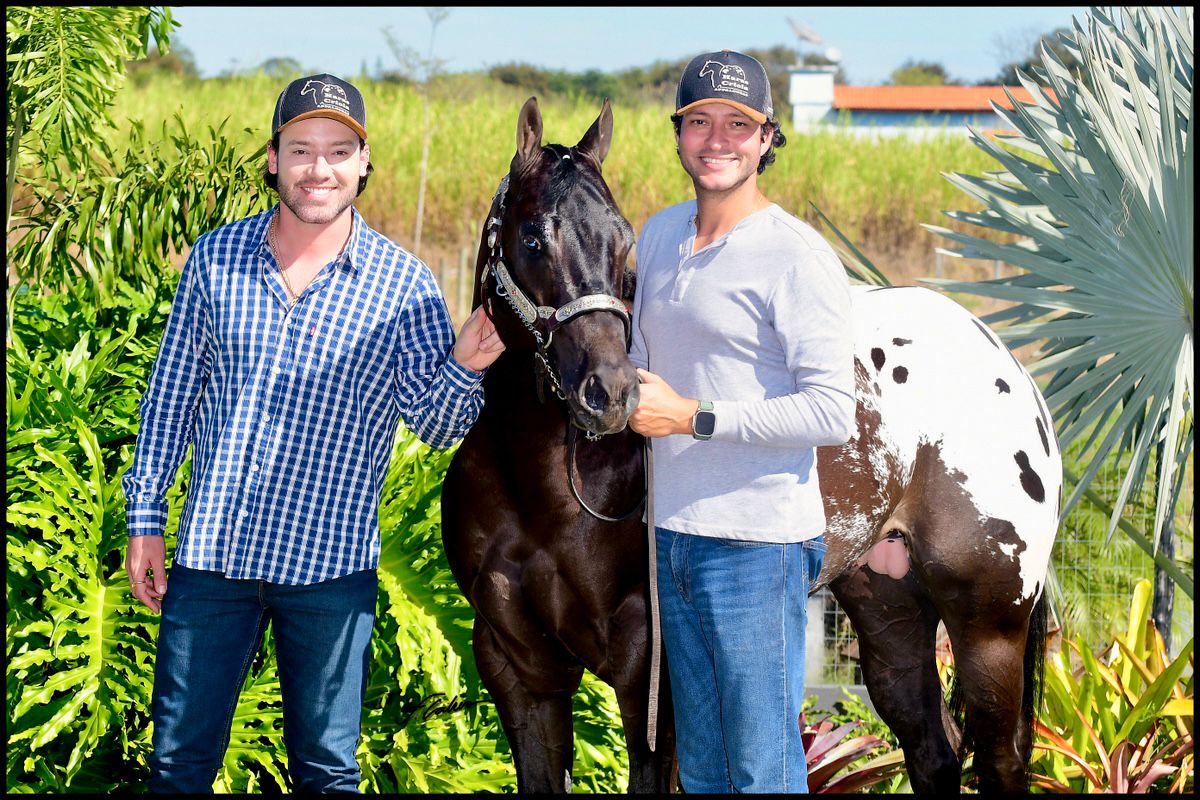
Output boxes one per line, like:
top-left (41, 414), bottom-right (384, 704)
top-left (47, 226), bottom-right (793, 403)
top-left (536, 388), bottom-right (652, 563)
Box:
top-left (675, 103), bottom-right (771, 199)
top-left (268, 116), bottom-right (370, 225)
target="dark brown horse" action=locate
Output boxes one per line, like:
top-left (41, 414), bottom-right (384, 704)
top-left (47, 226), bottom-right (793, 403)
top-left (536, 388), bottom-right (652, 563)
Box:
top-left (442, 98), bottom-right (1061, 794)
top-left (441, 97), bottom-right (674, 793)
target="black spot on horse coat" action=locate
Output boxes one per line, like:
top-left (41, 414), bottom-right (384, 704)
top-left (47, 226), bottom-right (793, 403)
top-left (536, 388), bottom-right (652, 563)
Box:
top-left (1013, 451), bottom-right (1045, 503)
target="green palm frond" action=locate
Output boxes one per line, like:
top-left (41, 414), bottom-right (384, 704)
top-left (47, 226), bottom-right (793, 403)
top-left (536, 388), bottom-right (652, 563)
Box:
top-left (5, 7), bottom-right (173, 172)
top-left (810, 202), bottom-right (893, 287)
top-left (923, 6), bottom-right (1193, 552)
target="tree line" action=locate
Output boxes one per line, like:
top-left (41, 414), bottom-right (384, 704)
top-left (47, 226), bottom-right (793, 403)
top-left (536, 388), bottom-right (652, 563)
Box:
top-left (127, 28), bottom-right (1078, 114)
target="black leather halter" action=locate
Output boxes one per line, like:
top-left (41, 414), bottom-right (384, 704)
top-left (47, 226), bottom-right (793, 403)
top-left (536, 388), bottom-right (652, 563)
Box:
top-left (481, 166), bottom-right (644, 523)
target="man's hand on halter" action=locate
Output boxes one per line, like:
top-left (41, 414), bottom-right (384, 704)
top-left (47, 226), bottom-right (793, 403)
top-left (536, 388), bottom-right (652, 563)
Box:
top-left (629, 369), bottom-right (699, 438)
top-left (454, 306), bottom-right (506, 373)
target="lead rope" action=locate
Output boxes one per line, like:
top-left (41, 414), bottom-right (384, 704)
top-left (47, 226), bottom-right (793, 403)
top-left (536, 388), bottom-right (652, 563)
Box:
top-left (645, 437), bottom-right (662, 751)
top-left (566, 426), bottom-right (645, 521)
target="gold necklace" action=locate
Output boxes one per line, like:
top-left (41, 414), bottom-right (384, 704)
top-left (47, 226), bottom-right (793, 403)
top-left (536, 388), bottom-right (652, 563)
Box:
top-left (268, 211), bottom-right (299, 306)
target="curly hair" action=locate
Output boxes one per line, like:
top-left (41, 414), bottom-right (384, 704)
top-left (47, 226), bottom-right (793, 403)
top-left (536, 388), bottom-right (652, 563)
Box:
top-left (262, 133), bottom-right (374, 196)
top-left (670, 113), bottom-right (787, 175)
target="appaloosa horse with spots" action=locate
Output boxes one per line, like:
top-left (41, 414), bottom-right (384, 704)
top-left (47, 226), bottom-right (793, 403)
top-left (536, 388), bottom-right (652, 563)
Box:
top-left (441, 97), bottom-right (1060, 794)
top-left (818, 284), bottom-right (1060, 793)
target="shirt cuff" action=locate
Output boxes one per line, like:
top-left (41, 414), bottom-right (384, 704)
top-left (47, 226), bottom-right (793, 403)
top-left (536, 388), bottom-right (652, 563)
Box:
top-left (126, 502), bottom-right (168, 536)
top-left (709, 400), bottom-right (742, 443)
top-left (443, 352), bottom-right (487, 390)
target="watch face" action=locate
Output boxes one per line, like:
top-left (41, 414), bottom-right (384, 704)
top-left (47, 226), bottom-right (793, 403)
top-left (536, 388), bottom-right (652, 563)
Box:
top-left (694, 411), bottom-right (716, 437)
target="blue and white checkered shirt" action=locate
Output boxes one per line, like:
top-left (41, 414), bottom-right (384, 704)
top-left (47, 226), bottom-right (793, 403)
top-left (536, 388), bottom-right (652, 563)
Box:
top-left (121, 205), bottom-right (484, 584)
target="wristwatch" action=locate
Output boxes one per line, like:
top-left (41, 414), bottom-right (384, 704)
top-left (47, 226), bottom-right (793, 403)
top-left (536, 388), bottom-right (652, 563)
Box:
top-left (691, 400), bottom-right (716, 441)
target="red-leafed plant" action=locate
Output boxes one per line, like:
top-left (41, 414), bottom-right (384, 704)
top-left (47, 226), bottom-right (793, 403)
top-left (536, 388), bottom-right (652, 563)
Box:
top-left (801, 711), bottom-right (907, 793)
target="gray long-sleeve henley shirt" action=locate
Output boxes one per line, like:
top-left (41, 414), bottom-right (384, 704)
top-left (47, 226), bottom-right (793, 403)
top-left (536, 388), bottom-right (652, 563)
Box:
top-left (630, 200), bottom-right (855, 542)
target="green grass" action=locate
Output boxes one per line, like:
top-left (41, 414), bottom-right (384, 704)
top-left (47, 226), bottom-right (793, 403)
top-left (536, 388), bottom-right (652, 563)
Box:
top-left (107, 73), bottom-right (1002, 272)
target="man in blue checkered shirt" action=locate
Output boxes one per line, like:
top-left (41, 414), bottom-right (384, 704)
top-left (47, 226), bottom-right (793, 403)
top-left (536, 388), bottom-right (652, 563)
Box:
top-left (120, 73), bottom-right (504, 793)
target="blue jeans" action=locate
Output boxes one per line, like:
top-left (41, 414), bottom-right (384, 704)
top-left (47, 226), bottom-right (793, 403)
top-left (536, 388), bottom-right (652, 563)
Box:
top-left (656, 528), bottom-right (826, 793)
top-left (148, 564), bottom-right (378, 793)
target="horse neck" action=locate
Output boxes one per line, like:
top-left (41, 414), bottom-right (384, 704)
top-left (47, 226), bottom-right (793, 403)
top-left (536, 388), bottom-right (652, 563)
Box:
top-left (480, 350), bottom-right (570, 441)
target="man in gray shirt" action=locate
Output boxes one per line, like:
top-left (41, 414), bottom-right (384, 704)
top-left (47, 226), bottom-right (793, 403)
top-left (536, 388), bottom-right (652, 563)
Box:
top-left (629, 49), bottom-right (855, 793)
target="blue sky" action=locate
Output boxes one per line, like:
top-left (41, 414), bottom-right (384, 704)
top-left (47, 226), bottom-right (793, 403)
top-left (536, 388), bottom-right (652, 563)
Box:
top-left (168, 6), bottom-right (1091, 86)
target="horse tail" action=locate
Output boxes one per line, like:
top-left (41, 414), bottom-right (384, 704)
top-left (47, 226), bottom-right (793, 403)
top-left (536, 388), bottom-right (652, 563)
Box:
top-left (945, 590), bottom-right (1047, 786)
top-left (946, 659), bottom-right (969, 760)
top-left (1020, 591), bottom-right (1048, 785)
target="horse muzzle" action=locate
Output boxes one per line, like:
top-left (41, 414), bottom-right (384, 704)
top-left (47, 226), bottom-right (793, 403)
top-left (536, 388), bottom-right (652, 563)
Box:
top-left (570, 363), bottom-right (640, 435)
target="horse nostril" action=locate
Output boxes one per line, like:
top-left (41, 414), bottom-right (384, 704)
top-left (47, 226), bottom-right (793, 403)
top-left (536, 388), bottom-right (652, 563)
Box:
top-left (583, 374), bottom-right (610, 413)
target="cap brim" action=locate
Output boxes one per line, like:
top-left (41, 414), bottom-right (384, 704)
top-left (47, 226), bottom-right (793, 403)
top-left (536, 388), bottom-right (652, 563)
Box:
top-left (276, 110), bottom-right (367, 141)
top-left (675, 98), bottom-right (767, 125)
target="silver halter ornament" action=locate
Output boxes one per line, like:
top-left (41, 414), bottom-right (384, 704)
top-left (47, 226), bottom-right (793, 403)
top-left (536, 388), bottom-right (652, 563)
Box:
top-left (481, 165), bottom-right (643, 523)
top-left (482, 169), bottom-right (631, 424)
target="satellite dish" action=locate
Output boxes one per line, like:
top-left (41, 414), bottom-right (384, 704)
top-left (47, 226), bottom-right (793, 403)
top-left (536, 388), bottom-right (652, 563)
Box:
top-left (787, 16), bottom-right (823, 45)
top-left (824, 47), bottom-right (842, 63)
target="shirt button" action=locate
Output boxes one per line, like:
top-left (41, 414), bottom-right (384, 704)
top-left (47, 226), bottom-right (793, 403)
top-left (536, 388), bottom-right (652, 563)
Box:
top-left (272, 366), bottom-right (282, 375)
top-left (239, 509), bottom-right (249, 519)
top-left (250, 463), bottom-right (260, 473)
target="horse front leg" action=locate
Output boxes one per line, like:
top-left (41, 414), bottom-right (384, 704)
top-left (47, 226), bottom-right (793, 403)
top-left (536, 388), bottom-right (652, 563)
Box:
top-left (473, 618), bottom-right (583, 793)
top-left (605, 606), bottom-right (677, 794)
top-left (831, 564), bottom-right (962, 794)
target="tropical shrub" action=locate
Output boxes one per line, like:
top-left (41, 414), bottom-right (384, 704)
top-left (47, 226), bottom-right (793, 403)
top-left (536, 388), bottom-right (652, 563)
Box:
top-left (1031, 579), bottom-right (1194, 793)
top-left (800, 709), bottom-right (906, 793)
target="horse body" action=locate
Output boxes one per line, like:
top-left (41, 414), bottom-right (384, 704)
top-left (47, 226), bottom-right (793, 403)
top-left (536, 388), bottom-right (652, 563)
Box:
top-left (442, 98), bottom-right (1060, 794)
top-left (816, 284), bottom-right (1061, 792)
top-left (442, 98), bottom-right (674, 794)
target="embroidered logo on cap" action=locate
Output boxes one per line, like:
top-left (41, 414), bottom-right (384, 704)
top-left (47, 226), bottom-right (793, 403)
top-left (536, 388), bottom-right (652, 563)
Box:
top-left (699, 61), bottom-right (750, 98)
top-left (301, 80), bottom-right (351, 116)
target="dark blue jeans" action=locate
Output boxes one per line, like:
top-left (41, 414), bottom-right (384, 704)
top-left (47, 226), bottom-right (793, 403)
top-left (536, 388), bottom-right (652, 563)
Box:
top-left (148, 564), bottom-right (378, 793)
top-left (656, 528), bottom-right (826, 793)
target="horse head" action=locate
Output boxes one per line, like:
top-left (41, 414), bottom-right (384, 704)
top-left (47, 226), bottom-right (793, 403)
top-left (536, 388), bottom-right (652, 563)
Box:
top-left (477, 97), bottom-right (639, 436)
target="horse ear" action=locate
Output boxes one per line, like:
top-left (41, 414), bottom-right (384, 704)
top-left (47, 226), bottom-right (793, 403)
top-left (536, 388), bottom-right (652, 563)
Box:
top-left (576, 97), bottom-right (613, 167)
top-left (514, 96), bottom-right (543, 168)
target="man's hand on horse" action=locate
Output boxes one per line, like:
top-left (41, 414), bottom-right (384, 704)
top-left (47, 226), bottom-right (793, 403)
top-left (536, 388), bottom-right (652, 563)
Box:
top-left (629, 368), bottom-right (699, 438)
top-left (453, 305), bottom-right (506, 373)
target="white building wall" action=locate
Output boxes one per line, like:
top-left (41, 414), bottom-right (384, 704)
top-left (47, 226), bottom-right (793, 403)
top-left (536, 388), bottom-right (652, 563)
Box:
top-left (788, 66), bottom-right (837, 130)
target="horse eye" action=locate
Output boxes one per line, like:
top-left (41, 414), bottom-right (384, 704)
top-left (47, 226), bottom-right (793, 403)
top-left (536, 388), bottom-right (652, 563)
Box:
top-left (522, 235), bottom-right (542, 253)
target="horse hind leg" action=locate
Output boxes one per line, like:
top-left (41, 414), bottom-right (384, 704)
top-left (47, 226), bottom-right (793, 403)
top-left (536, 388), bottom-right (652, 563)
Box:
top-left (901, 444), bottom-right (1047, 793)
top-left (940, 590), bottom-right (1043, 792)
top-left (831, 562), bottom-right (962, 793)
top-left (473, 618), bottom-right (583, 793)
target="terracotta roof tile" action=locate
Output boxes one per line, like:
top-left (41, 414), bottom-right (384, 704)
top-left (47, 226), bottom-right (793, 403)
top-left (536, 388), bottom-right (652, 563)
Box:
top-left (833, 85), bottom-right (1053, 112)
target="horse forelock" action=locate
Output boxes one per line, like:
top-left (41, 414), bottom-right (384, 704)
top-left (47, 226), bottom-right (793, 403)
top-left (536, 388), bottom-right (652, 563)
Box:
top-left (511, 148), bottom-right (631, 265)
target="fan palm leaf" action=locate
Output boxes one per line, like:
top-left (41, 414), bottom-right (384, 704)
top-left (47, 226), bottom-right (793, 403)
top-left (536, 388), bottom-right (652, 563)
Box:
top-left (923, 6), bottom-right (1192, 554)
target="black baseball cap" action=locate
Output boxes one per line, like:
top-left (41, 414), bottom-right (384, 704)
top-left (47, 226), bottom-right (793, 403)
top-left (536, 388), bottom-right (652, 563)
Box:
top-left (675, 50), bottom-right (774, 126)
top-left (272, 73), bottom-right (367, 140)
